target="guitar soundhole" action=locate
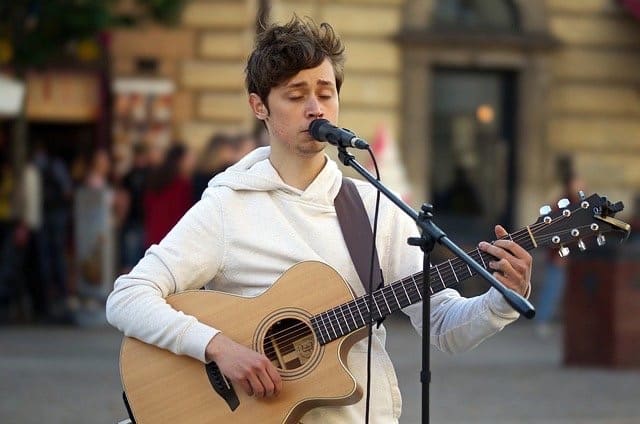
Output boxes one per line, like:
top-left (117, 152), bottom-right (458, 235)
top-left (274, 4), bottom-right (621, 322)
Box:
top-left (263, 318), bottom-right (315, 371)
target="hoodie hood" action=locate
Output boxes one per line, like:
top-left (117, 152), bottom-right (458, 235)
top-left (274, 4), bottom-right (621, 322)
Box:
top-left (208, 146), bottom-right (343, 206)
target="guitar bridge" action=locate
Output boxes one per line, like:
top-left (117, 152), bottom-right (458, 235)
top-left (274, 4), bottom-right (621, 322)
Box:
top-left (205, 362), bottom-right (239, 411)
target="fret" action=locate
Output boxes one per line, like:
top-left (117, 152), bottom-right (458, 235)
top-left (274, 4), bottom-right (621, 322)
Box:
top-left (372, 296), bottom-right (382, 321)
top-left (321, 313), bottom-right (333, 341)
top-left (380, 290), bottom-right (392, 314)
top-left (338, 305), bottom-right (348, 332)
top-left (390, 285), bottom-right (402, 309)
top-left (332, 309), bottom-right (343, 336)
top-left (466, 262), bottom-right (473, 277)
top-left (311, 317), bottom-right (322, 344)
top-left (477, 250), bottom-right (487, 268)
top-left (340, 304), bottom-right (354, 332)
top-left (449, 259), bottom-right (459, 283)
top-left (314, 316), bottom-right (328, 345)
top-left (355, 300), bottom-right (366, 326)
top-left (435, 265), bottom-right (445, 288)
top-left (401, 279), bottom-right (412, 304)
top-left (360, 297), bottom-right (372, 323)
top-left (327, 313), bottom-right (338, 339)
top-left (410, 274), bottom-right (423, 300)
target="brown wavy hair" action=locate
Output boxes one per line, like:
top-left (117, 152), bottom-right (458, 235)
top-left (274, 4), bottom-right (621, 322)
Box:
top-left (245, 16), bottom-right (345, 108)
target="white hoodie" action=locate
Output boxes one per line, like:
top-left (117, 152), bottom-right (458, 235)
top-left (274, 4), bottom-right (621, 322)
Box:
top-left (106, 146), bottom-right (520, 423)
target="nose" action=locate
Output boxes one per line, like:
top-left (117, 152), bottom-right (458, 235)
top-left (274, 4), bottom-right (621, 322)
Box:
top-left (305, 96), bottom-right (324, 119)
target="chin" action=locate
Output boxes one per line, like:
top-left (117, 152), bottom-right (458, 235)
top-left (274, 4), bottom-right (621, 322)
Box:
top-left (297, 142), bottom-right (326, 156)
top-left (294, 139), bottom-right (325, 157)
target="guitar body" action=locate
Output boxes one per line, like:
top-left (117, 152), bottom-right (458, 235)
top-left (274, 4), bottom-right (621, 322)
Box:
top-left (120, 261), bottom-right (366, 423)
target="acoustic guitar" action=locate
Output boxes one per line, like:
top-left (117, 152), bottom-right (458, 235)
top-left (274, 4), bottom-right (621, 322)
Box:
top-left (119, 193), bottom-right (630, 423)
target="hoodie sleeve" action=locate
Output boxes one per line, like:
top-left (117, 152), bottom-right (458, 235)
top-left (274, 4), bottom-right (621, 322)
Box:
top-left (381, 204), bottom-right (520, 354)
top-left (106, 190), bottom-right (225, 362)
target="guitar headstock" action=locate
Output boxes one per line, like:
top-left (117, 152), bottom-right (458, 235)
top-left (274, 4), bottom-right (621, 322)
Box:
top-left (530, 192), bottom-right (631, 257)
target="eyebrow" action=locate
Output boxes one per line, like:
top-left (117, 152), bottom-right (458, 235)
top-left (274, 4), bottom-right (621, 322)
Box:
top-left (285, 79), bottom-right (335, 89)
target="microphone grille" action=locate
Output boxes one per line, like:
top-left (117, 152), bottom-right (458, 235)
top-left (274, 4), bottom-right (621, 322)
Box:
top-left (309, 118), bottom-right (330, 139)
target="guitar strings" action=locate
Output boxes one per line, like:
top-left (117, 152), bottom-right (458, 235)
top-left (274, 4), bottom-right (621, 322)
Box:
top-left (258, 210), bottom-right (588, 354)
top-left (260, 216), bottom-right (594, 353)
top-left (263, 222), bottom-right (587, 353)
top-left (261, 211), bottom-right (592, 350)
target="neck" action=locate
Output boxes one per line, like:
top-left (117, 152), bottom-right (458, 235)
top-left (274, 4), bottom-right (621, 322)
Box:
top-left (269, 148), bottom-right (327, 191)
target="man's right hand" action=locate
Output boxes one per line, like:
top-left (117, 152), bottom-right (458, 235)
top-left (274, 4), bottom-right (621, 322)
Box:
top-left (205, 333), bottom-right (282, 398)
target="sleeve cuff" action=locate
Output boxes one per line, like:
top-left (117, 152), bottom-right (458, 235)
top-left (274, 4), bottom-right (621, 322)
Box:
top-left (180, 320), bottom-right (220, 363)
top-left (486, 287), bottom-right (521, 319)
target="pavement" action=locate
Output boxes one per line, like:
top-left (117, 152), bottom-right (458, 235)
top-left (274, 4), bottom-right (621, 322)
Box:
top-left (1, 316), bottom-right (639, 424)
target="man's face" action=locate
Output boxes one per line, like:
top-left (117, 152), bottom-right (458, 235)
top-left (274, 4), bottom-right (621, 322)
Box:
top-left (250, 58), bottom-right (339, 157)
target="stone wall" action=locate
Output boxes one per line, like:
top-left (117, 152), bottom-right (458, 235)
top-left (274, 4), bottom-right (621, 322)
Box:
top-left (545, 0), bottom-right (640, 216)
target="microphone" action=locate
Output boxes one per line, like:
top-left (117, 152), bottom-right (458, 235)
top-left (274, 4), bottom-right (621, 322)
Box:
top-left (309, 119), bottom-right (369, 150)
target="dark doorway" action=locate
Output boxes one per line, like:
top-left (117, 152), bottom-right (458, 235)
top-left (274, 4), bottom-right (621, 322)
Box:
top-left (430, 68), bottom-right (518, 244)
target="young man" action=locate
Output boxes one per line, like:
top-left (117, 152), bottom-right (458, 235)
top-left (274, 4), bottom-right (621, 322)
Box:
top-left (107, 17), bottom-right (532, 423)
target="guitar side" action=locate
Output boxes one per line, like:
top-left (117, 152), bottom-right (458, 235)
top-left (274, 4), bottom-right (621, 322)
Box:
top-left (119, 261), bottom-right (367, 424)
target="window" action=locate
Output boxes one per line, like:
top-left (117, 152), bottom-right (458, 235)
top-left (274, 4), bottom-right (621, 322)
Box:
top-left (432, 0), bottom-right (519, 31)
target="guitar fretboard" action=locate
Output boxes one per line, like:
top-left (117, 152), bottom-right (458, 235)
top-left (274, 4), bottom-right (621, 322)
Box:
top-left (310, 227), bottom-right (536, 345)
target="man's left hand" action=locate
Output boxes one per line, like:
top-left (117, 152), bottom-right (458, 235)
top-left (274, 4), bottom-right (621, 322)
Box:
top-left (478, 225), bottom-right (532, 297)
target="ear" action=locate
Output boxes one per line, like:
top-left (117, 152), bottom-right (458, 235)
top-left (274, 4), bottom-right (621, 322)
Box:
top-left (249, 93), bottom-right (269, 121)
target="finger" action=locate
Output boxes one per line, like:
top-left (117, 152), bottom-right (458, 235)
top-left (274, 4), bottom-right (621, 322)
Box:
top-left (491, 270), bottom-right (510, 288)
top-left (256, 367), bottom-right (276, 397)
top-left (265, 363), bottom-right (283, 396)
top-left (238, 379), bottom-right (253, 397)
top-left (492, 239), bottom-right (530, 261)
top-left (489, 258), bottom-right (514, 276)
top-left (480, 239), bottom-right (531, 272)
top-left (493, 224), bottom-right (533, 263)
top-left (490, 259), bottom-right (529, 295)
top-left (247, 372), bottom-right (265, 398)
top-left (479, 241), bottom-right (509, 260)
top-left (494, 224), bottom-right (508, 239)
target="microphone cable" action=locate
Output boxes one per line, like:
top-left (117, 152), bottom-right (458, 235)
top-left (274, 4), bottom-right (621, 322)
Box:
top-left (364, 145), bottom-right (382, 424)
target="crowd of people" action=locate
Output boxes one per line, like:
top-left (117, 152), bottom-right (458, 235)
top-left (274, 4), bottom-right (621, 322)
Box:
top-left (0, 131), bottom-right (260, 324)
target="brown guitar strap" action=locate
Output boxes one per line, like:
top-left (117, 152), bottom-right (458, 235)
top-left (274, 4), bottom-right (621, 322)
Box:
top-left (334, 177), bottom-right (384, 295)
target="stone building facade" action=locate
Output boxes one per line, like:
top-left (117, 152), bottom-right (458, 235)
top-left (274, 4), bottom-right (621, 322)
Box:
top-left (110, 0), bottom-right (640, 228)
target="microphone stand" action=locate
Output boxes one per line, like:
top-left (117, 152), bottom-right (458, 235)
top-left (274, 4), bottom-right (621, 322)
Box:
top-left (335, 146), bottom-right (535, 424)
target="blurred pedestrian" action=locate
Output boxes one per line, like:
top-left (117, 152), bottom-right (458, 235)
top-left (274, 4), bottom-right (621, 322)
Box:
top-left (235, 132), bottom-right (260, 159)
top-left (192, 132), bottom-right (260, 203)
top-left (33, 143), bottom-right (73, 318)
top-left (143, 143), bottom-right (195, 247)
top-left (74, 148), bottom-right (116, 324)
top-left (118, 144), bottom-right (150, 273)
top-left (18, 151), bottom-right (46, 320)
top-left (535, 155), bottom-right (585, 336)
top-left (0, 156), bottom-right (18, 318)
top-left (192, 133), bottom-right (237, 203)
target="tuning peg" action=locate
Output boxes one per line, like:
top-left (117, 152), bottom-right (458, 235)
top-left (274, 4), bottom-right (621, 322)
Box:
top-left (558, 246), bottom-right (570, 257)
top-left (539, 205), bottom-right (552, 216)
top-left (579, 191), bottom-right (586, 201)
top-left (557, 198), bottom-right (570, 209)
top-left (597, 234), bottom-right (606, 246)
top-left (578, 240), bottom-right (587, 251)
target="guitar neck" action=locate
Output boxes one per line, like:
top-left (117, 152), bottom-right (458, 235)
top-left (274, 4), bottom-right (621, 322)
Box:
top-left (311, 227), bottom-right (536, 345)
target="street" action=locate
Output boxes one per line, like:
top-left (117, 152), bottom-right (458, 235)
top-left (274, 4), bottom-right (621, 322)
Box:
top-left (1, 317), bottom-right (639, 423)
